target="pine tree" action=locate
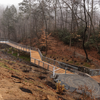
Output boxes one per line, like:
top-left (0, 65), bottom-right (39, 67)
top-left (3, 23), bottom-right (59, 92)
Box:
top-left (2, 5), bottom-right (17, 40)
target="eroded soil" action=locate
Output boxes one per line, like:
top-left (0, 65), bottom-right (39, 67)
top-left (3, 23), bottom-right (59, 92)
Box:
top-left (0, 51), bottom-right (75, 100)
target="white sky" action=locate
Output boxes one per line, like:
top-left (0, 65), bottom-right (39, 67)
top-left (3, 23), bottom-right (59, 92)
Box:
top-left (0, 0), bottom-right (23, 5)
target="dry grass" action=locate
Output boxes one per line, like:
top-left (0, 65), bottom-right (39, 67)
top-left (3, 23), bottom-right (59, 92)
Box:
top-left (0, 50), bottom-right (99, 100)
top-left (0, 52), bottom-right (76, 100)
top-left (56, 81), bottom-right (65, 95)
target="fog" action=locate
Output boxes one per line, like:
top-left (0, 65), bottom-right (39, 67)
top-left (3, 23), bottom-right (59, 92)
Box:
top-left (0, 0), bottom-right (22, 6)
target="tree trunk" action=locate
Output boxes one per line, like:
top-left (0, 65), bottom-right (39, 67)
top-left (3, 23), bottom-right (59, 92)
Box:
top-left (83, 0), bottom-right (90, 62)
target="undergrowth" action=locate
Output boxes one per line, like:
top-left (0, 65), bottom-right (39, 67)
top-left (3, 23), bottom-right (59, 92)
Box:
top-left (56, 81), bottom-right (65, 95)
top-left (7, 48), bottom-right (30, 61)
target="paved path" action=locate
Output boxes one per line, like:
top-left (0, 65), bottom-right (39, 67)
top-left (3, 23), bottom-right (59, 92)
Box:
top-left (91, 75), bottom-right (100, 83)
top-left (56, 74), bottom-right (100, 98)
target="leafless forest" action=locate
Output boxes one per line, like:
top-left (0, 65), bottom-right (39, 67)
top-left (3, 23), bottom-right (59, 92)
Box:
top-left (0, 0), bottom-right (100, 61)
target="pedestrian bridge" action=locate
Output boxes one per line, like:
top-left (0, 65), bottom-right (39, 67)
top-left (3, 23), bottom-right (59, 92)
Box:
top-left (0, 39), bottom-right (69, 76)
top-left (0, 39), bottom-right (100, 76)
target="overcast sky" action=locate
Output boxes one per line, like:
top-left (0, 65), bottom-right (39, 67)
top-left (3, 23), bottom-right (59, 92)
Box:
top-left (0, 0), bottom-right (23, 6)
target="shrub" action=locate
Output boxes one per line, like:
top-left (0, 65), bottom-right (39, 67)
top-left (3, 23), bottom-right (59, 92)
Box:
top-left (57, 29), bottom-right (70, 40)
top-left (62, 36), bottom-right (70, 45)
top-left (40, 46), bottom-right (46, 51)
top-left (56, 81), bottom-right (65, 94)
top-left (53, 28), bottom-right (84, 45)
top-left (89, 38), bottom-right (94, 44)
top-left (63, 35), bottom-right (80, 45)
top-left (84, 42), bottom-right (90, 50)
top-left (77, 27), bottom-right (85, 37)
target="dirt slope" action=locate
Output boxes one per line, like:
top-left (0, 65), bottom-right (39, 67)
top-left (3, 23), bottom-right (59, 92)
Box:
top-left (0, 51), bottom-right (75, 100)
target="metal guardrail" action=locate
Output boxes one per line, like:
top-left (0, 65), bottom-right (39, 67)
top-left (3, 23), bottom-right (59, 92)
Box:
top-left (42, 56), bottom-right (78, 69)
top-left (0, 38), bottom-right (100, 76)
top-left (38, 48), bottom-right (43, 60)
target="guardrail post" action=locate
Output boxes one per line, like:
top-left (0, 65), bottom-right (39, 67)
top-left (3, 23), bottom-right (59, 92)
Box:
top-left (44, 57), bottom-right (45, 61)
top-left (89, 70), bottom-right (91, 75)
top-left (49, 59), bottom-right (50, 63)
top-left (42, 56), bottom-right (44, 60)
top-left (47, 58), bottom-right (49, 63)
top-left (43, 62), bottom-right (44, 68)
top-left (65, 67), bottom-right (67, 74)
top-left (91, 71), bottom-right (94, 76)
top-left (34, 59), bottom-right (36, 64)
top-left (47, 65), bottom-right (49, 70)
top-left (38, 61), bottom-right (40, 66)
top-left (53, 67), bottom-right (55, 77)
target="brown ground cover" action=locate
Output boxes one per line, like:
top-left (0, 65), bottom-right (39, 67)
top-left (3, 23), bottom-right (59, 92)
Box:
top-left (0, 51), bottom-right (76, 100)
top-left (21, 35), bottom-right (100, 83)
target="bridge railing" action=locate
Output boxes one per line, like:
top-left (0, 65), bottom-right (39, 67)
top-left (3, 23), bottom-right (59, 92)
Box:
top-left (0, 38), bottom-right (9, 43)
top-left (38, 48), bottom-right (43, 60)
top-left (42, 56), bottom-right (78, 70)
top-left (31, 57), bottom-right (56, 76)
top-left (8, 40), bottom-right (33, 52)
top-left (89, 69), bottom-right (100, 76)
top-left (0, 38), bottom-right (8, 41)
top-left (33, 53), bottom-right (100, 76)
top-left (0, 39), bottom-right (61, 76)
